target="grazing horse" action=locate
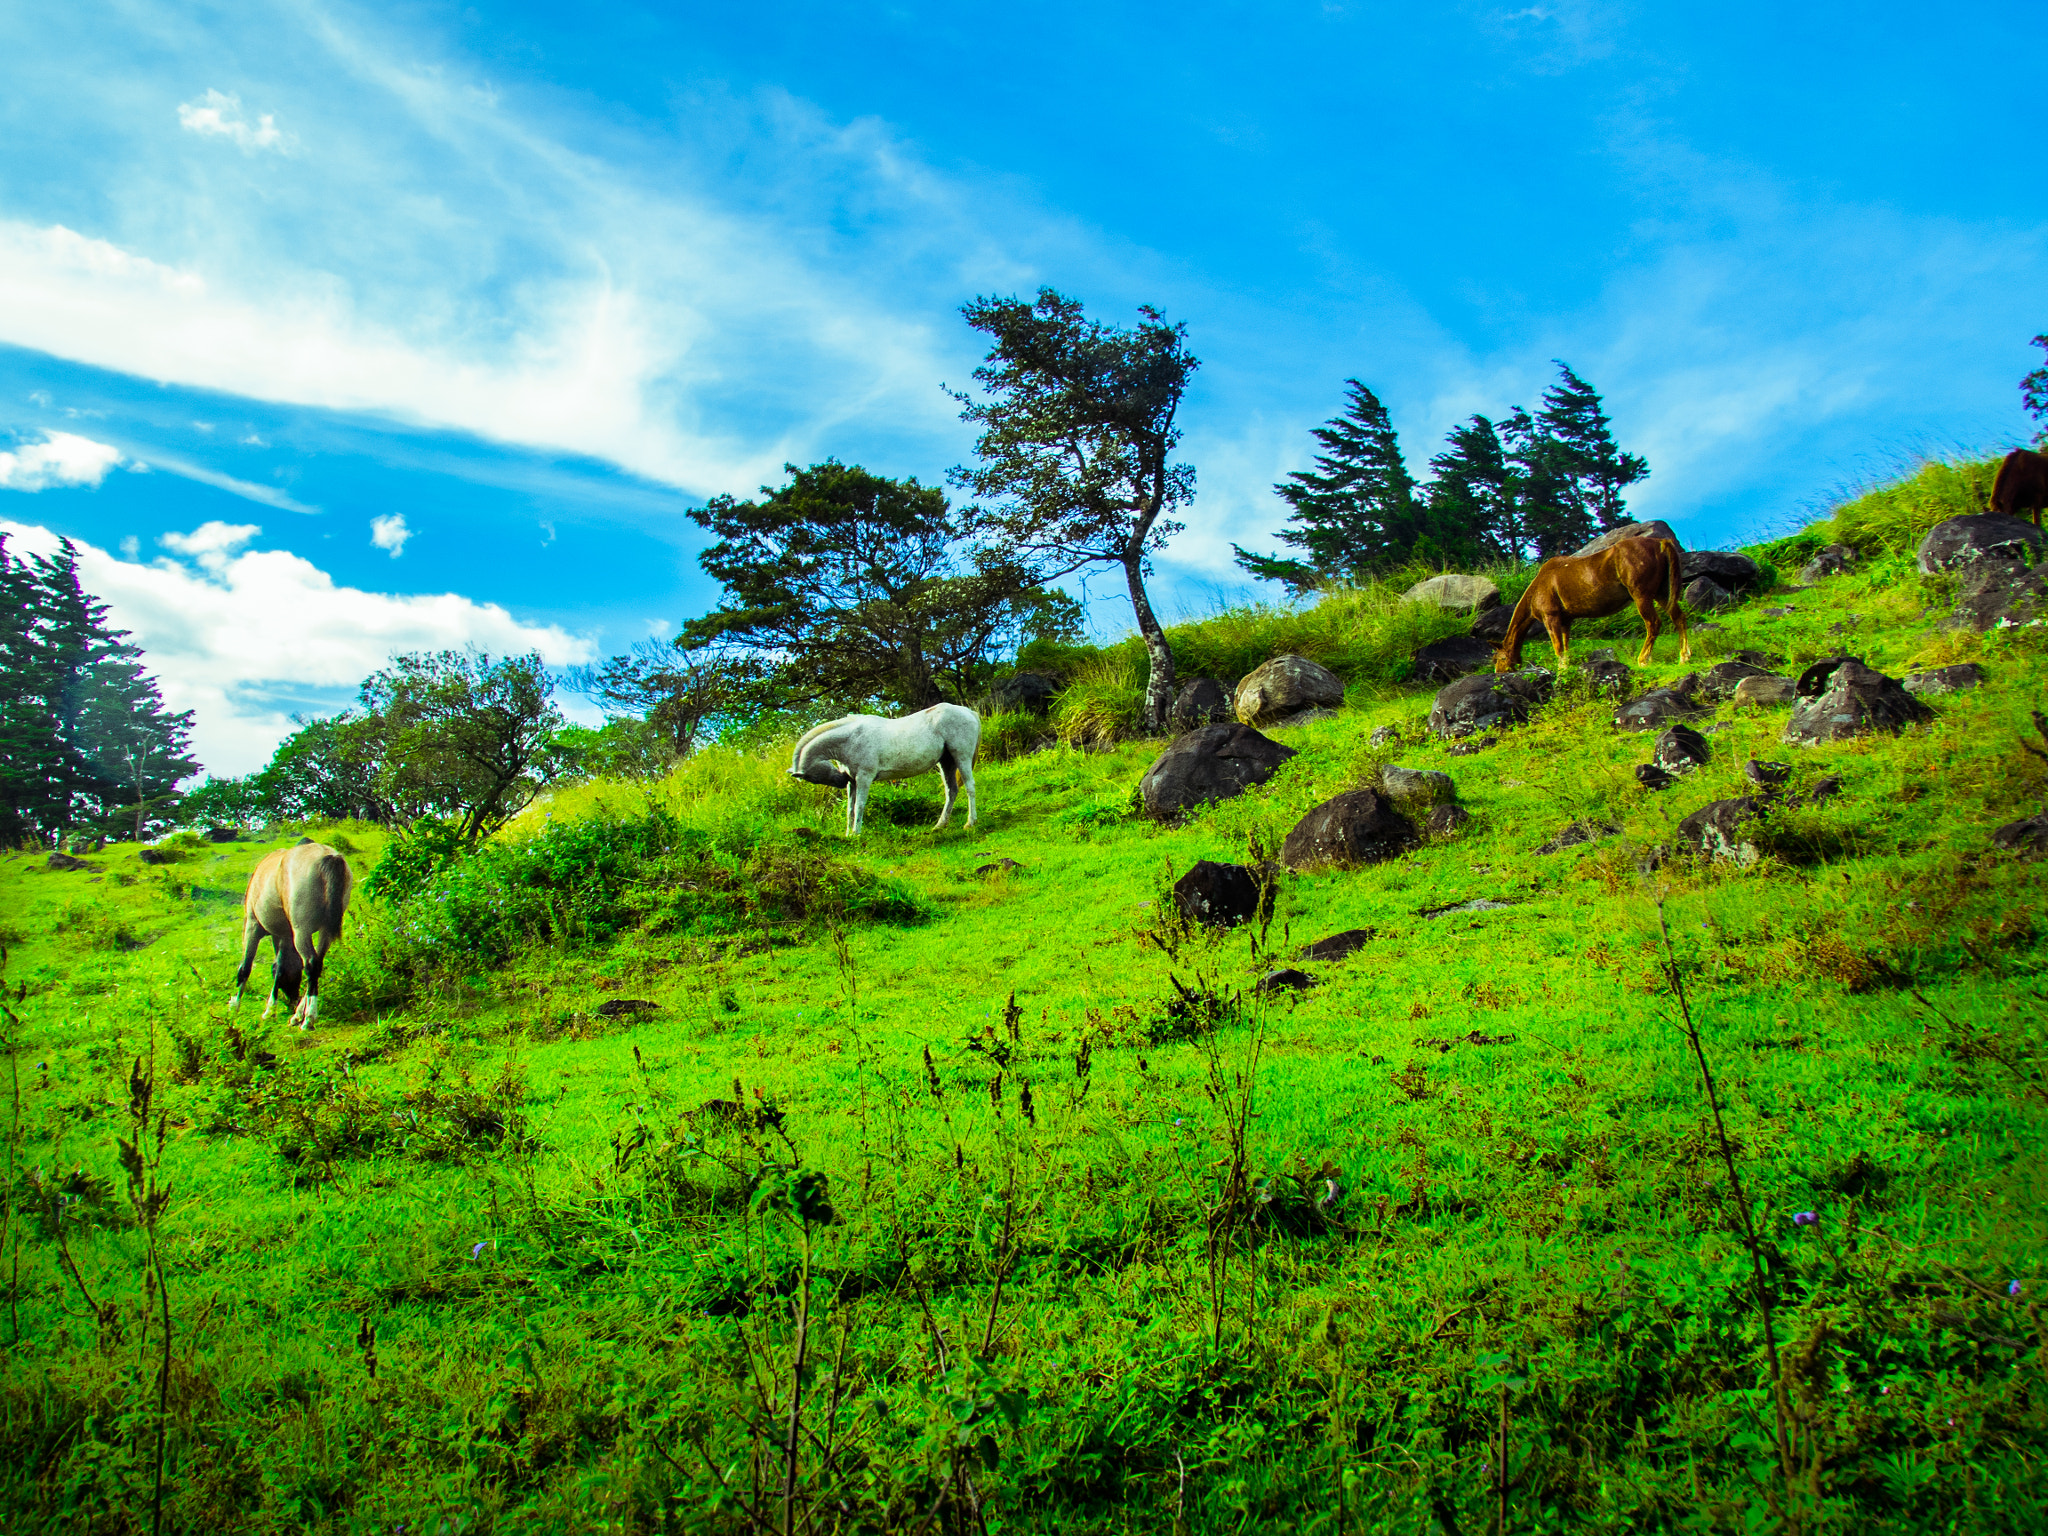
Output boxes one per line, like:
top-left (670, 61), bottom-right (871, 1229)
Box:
top-left (790, 703), bottom-right (981, 835)
top-left (1990, 448), bottom-right (2048, 527)
top-left (230, 839), bottom-right (354, 1028)
top-left (1496, 537), bottom-right (1690, 671)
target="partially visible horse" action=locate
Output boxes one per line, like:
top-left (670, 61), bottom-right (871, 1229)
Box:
top-left (1991, 448), bottom-right (2048, 527)
top-left (1496, 537), bottom-right (1690, 671)
top-left (790, 703), bottom-right (981, 835)
top-left (230, 838), bottom-right (354, 1028)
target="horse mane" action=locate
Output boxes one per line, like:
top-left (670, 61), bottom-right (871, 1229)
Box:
top-left (791, 716), bottom-right (855, 771)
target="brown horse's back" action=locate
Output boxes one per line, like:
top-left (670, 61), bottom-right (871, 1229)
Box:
top-left (1991, 449), bottom-right (2048, 526)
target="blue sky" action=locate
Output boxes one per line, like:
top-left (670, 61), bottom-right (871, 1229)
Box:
top-left (2, 0), bottom-right (2042, 774)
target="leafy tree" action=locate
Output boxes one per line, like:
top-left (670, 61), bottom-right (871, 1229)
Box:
top-left (951, 288), bottom-right (1199, 732)
top-left (562, 640), bottom-right (768, 761)
top-left (178, 773), bottom-right (270, 829)
top-left (1423, 415), bottom-right (1520, 565)
top-left (1236, 380), bottom-right (1426, 591)
top-left (2021, 333), bottom-right (2048, 446)
top-left (683, 460), bottom-right (1062, 710)
top-left (255, 714), bottom-right (390, 823)
top-left (355, 650), bottom-right (565, 844)
top-left (0, 536), bottom-right (195, 844)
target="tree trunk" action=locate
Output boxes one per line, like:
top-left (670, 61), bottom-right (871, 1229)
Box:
top-left (1123, 553), bottom-right (1176, 733)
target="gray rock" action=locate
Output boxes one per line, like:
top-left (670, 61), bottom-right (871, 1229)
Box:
top-left (1951, 557), bottom-right (2047, 631)
top-left (992, 672), bottom-right (1060, 715)
top-left (1800, 544), bottom-right (1857, 581)
top-left (1402, 573), bottom-right (1501, 611)
top-left (1678, 797), bottom-right (1769, 865)
top-left (1583, 656), bottom-right (1634, 699)
top-left (1421, 898), bottom-right (1514, 918)
top-left (1743, 760), bottom-right (1793, 789)
top-left (1683, 575), bottom-right (1735, 611)
top-left (1732, 675), bottom-right (1798, 707)
top-left (1680, 550), bottom-right (1762, 590)
top-left (1573, 520), bottom-right (1681, 558)
top-left (1653, 725), bottom-right (1711, 773)
top-left (1429, 670), bottom-right (1553, 739)
top-left (1298, 928), bottom-right (1374, 962)
top-left (1369, 724), bottom-right (1407, 747)
top-left (1535, 820), bottom-right (1619, 854)
top-left (1695, 659), bottom-right (1777, 702)
top-left (975, 858), bottom-right (1023, 875)
top-left (1782, 661), bottom-right (1934, 747)
top-left (1235, 654), bottom-right (1345, 726)
top-left (1426, 804), bottom-right (1471, 836)
top-left (1410, 635), bottom-right (1499, 684)
top-left (1795, 655), bottom-right (1862, 697)
top-left (1991, 813), bottom-right (2048, 862)
top-left (1139, 724), bottom-right (1297, 820)
top-left (1636, 764), bottom-right (1677, 790)
top-left (47, 851), bottom-right (97, 871)
top-left (1470, 605), bottom-right (1515, 644)
top-left (1172, 861), bottom-right (1272, 928)
top-left (1377, 765), bottom-right (1458, 808)
top-left (1169, 677), bottom-right (1232, 730)
top-left (1256, 968), bottom-right (1317, 994)
top-left (1614, 687), bottom-right (1706, 731)
top-left (1902, 663), bottom-right (1988, 697)
top-left (1916, 514), bottom-right (2046, 575)
top-left (1280, 790), bottom-right (1419, 872)
top-left (595, 998), bottom-right (658, 1018)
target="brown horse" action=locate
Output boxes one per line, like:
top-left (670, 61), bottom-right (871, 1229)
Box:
top-left (1990, 448), bottom-right (2048, 527)
top-left (1496, 537), bottom-right (1690, 671)
top-left (230, 839), bottom-right (354, 1028)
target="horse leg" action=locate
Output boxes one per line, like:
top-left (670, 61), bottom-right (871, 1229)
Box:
top-left (229, 914), bottom-right (265, 1012)
top-left (849, 773), bottom-right (874, 836)
top-left (265, 946), bottom-right (302, 1021)
top-left (959, 756), bottom-right (977, 829)
top-left (1543, 613), bottom-right (1571, 670)
top-left (292, 929), bottom-right (333, 1029)
top-left (934, 747), bottom-right (959, 829)
top-left (1632, 586), bottom-right (1661, 665)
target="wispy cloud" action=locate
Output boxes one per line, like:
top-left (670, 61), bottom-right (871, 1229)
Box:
top-left (2, 517), bottom-right (596, 774)
top-left (176, 89), bottom-right (290, 153)
top-left (138, 448), bottom-right (320, 512)
top-left (0, 430), bottom-right (124, 490)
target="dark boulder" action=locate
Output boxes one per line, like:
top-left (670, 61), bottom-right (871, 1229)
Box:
top-left (1795, 655), bottom-right (1862, 697)
top-left (1636, 764), bottom-right (1677, 791)
top-left (1902, 663), bottom-right (1987, 697)
top-left (1256, 968), bottom-right (1316, 994)
top-left (1951, 558), bottom-right (2047, 632)
top-left (204, 826), bottom-right (240, 843)
top-left (1411, 635), bottom-right (1498, 685)
top-left (1991, 813), bottom-right (2048, 862)
top-left (1429, 670), bottom-right (1552, 739)
top-left (1426, 803), bottom-right (1471, 836)
top-left (1677, 797), bottom-right (1769, 865)
top-left (1139, 724), bottom-right (1296, 820)
top-left (1583, 655), bottom-right (1633, 699)
top-left (595, 998), bottom-right (658, 1018)
top-left (47, 852), bottom-right (97, 871)
top-left (1653, 725), bottom-right (1711, 773)
top-left (1783, 661), bottom-right (1934, 747)
top-left (1172, 861), bottom-right (1272, 928)
top-left (1683, 576), bottom-right (1735, 611)
top-left (1809, 774), bottom-right (1843, 805)
top-left (1169, 677), bottom-right (1232, 730)
top-left (1234, 654), bottom-right (1345, 726)
top-left (1801, 544), bottom-right (1857, 581)
top-left (1280, 790), bottom-right (1419, 872)
top-left (1743, 760), bottom-right (1793, 789)
top-left (137, 847), bottom-right (174, 865)
top-left (1680, 550), bottom-right (1762, 590)
top-left (1299, 928), bottom-right (1374, 962)
top-left (992, 672), bottom-right (1060, 715)
top-left (1574, 520), bottom-right (1681, 557)
top-left (1535, 820), bottom-right (1618, 854)
top-left (1916, 513), bottom-right (2046, 575)
top-left (1615, 687), bottom-right (1706, 731)
top-left (1470, 605), bottom-right (1515, 645)
top-left (1696, 659), bottom-right (1777, 702)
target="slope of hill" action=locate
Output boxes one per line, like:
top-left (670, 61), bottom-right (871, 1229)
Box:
top-left (3, 482), bottom-right (2045, 1533)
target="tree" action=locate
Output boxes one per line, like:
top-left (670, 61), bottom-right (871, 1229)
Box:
top-left (2021, 334), bottom-right (2048, 446)
top-left (1422, 415), bottom-right (1520, 565)
top-left (1236, 380), bottom-right (1426, 591)
top-left (951, 288), bottom-right (1199, 732)
top-left (356, 650), bottom-right (565, 844)
top-left (683, 460), bottom-right (1062, 710)
top-left (1534, 362), bottom-right (1648, 535)
top-left (563, 640), bottom-right (771, 763)
top-left (254, 714), bottom-right (391, 823)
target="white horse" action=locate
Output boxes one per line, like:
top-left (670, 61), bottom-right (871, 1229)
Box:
top-left (789, 703), bottom-right (981, 835)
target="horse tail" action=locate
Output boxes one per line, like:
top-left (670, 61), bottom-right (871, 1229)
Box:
top-left (1660, 540), bottom-right (1683, 614)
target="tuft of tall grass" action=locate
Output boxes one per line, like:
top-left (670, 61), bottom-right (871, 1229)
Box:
top-left (1819, 455), bottom-right (2000, 559)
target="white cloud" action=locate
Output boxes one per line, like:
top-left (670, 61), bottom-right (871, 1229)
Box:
top-left (370, 512), bottom-right (411, 555)
top-left (2, 518), bottom-right (596, 775)
top-left (176, 89), bottom-right (289, 153)
top-left (0, 430), bottom-right (125, 491)
top-left (120, 535), bottom-right (139, 559)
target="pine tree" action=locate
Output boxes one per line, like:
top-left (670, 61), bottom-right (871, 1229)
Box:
top-left (1423, 415), bottom-right (1519, 564)
top-left (1535, 363), bottom-right (1648, 534)
top-left (1237, 380), bottom-right (1424, 591)
top-left (1500, 405), bottom-right (1585, 559)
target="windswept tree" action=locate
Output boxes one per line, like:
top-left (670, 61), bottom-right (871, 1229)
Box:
top-left (356, 649), bottom-right (565, 844)
top-left (1236, 380), bottom-right (1426, 591)
top-left (684, 459), bottom-right (1071, 710)
top-left (1423, 415), bottom-right (1520, 565)
top-left (2021, 333), bottom-right (2048, 445)
top-left (1533, 362), bottom-right (1648, 536)
top-left (951, 289), bottom-right (1199, 732)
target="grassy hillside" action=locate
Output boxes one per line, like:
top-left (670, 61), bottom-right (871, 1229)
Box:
top-left (3, 475), bottom-right (2046, 1533)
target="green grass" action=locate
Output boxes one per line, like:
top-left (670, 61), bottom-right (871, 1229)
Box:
top-left (3, 532), bottom-right (2047, 1533)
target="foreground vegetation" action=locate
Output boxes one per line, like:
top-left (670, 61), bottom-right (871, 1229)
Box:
top-left (2, 454), bottom-right (2045, 1533)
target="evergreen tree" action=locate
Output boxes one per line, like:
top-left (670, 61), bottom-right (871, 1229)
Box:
top-left (1422, 415), bottom-right (1519, 564)
top-left (1236, 380), bottom-right (1424, 591)
top-left (2021, 333), bottom-right (2048, 446)
top-left (1500, 405), bottom-right (1586, 559)
top-left (1534, 363), bottom-right (1648, 535)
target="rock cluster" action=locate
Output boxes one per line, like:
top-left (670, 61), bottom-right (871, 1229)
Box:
top-left (1918, 514), bottom-right (2048, 631)
top-left (1430, 670), bottom-right (1552, 739)
top-left (1783, 660), bottom-right (1933, 747)
top-left (1139, 724), bottom-right (1295, 820)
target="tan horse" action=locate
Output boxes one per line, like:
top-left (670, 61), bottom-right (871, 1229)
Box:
top-left (229, 839), bottom-right (354, 1027)
top-left (1496, 537), bottom-right (1690, 671)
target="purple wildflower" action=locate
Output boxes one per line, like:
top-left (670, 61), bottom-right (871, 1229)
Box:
top-left (2010, 1279), bottom-right (2023, 1299)
top-left (471, 1241), bottom-right (487, 1261)
top-left (1792, 1211), bottom-right (1818, 1227)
